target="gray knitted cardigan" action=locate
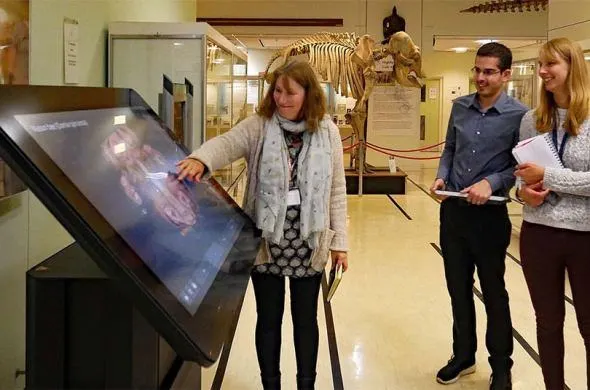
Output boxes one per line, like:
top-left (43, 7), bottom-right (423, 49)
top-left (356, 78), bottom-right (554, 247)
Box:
top-left (190, 114), bottom-right (348, 271)
top-left (519, 109), bottom-right (590, 232)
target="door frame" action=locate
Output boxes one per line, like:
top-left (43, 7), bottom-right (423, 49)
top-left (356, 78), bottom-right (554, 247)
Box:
top-left (422, 77), bottom-right (444, 150)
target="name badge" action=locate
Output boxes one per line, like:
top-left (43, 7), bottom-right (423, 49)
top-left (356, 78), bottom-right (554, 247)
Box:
top-left (287, 189), bottom-right (301, 206)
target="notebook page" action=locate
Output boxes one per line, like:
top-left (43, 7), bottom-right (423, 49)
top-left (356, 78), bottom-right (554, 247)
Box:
top-left (512, 134), bottom-right (563, 168)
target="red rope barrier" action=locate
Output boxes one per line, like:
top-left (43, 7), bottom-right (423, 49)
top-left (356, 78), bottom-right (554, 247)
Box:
top-left (364, 140), bottom-right (445, 153)
top-left (364, 143), bottom-right (442, 160)
top-left (342, 141), bottom-right (443, 160)
top-left (343, 142), bottom-right (360, 152)
top-left (341, 135), bottom-right (353, 142)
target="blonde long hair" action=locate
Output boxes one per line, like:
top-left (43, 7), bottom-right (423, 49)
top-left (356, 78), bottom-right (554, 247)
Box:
top-left (536, 38), bottom-right (590, 136)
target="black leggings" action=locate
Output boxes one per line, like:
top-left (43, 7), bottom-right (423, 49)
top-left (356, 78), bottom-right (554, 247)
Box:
top-left (251, 272), bottom-right (322, 388)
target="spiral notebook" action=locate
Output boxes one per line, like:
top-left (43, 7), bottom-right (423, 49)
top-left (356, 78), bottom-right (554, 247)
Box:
top-left (512, 134), bottom-right (564, 168)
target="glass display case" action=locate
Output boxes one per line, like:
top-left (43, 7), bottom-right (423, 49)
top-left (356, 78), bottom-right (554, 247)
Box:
top-left (231, 54), bottom-right (248, 126)
top-left (108, 22), bottom-right (248, 193)
top-left (205, 42), bottom-right (233, 141)
top-left (227, 75), bottom-right (265, 118)
top-left (204, 43), bottom-right (249, 191)
top-left (508, 60), bottom-right (537, 108)
top-left (321, 83), bottom-right (356, 125)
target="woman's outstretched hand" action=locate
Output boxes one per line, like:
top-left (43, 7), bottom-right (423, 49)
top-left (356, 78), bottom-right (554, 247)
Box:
top-left (176, 158), bottom-right (205, 182)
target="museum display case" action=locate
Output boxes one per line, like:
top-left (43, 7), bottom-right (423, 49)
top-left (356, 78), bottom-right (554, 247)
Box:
top-left (108, 22), bottom-right (248, 192)
top-left (509, 59), bottom-right (537, 108)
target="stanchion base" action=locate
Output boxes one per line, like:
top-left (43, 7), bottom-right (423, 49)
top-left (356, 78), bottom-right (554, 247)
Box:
top-left (345, 167), bottom-right (406, 195)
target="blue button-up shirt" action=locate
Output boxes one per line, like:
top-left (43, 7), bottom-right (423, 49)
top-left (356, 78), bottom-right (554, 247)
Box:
top-left (436, 92), bottom-right (528, 196)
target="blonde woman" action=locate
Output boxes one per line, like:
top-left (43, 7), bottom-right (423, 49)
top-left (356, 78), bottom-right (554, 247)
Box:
top-left (177, 60), bottom-right (348, 390)
top-left (516, 38), bottom-right (590, 389)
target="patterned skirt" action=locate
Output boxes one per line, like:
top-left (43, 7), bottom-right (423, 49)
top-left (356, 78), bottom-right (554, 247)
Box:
top-left (253, 206), bottom-right (319, 278)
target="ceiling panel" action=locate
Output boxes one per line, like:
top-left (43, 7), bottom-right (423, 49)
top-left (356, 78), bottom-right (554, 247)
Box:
top-left (228, 34), bottom-right (304, 49)
top-left (227, 33), bottom-right (547, 57)
top-left (433, 36), bottom-right (546, 53)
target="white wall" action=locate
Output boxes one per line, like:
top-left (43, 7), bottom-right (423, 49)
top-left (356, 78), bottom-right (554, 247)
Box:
top-left (247, 48), bottom-right (274, 76)
top-left (365, 0), bottom-right (422, 46)
top-left (549, 0), bottom-right (590, 29)
top-left (0, 1), bottom-right (197, 388)
top-left (422, 51), bottom-right (474, 141)
top-left (513, 46), bottom-right (543, 62)
top-left (366, 1), bottom-right (547, 54)
top-left (0, 194), bottom-right (29, 389)
top-left (30, 0), bottom-right (197, 86)
top-left (548, 0), bottom-right (590, 49)
top-left (23, 0), bottom-right (198, 272)
top-left (198, 0), bottom-right (547, 51)
top-left (25, 0), bottom-right (197, 262)
top-left (422, 0), bottom-right (547, 53)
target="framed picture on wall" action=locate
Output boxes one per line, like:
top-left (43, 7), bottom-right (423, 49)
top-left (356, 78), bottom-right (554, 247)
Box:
top-left (0, 0), bottom-right (29, 198)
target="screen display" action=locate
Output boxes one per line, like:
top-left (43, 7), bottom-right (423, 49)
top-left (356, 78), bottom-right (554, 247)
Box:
top-left (15, 107), bottom-right (244, 315)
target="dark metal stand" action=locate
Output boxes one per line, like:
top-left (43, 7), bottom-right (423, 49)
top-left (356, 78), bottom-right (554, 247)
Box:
top-left (25, 243), bottom-right (201, 390)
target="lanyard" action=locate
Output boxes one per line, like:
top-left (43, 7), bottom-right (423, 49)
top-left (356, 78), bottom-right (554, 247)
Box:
top-left (288, 152), bottom-right (299, 183)
top-left (285, 132), bottom-right (302, 185)
top-left (551, 127), bottom-right (569, 162)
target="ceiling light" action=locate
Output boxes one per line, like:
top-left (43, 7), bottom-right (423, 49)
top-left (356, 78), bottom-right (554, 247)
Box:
top-left (475, 39), bottom-right (496, 45)
top-left (453, 47), bottom-right (469, 53)
top-left (585, 56), bottom-right (590, 61)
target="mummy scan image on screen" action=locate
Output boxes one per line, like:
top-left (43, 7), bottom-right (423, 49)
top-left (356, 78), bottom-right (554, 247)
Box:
top-left (15, 107), bottom-right (244, 315)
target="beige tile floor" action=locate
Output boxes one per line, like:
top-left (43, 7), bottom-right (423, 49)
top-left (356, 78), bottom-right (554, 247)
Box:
top-left (201, 163), bottom-right (587, 390)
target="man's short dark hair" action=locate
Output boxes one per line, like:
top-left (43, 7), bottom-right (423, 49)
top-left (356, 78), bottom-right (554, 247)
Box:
top-left (476, 42), bottom-right (513, 71)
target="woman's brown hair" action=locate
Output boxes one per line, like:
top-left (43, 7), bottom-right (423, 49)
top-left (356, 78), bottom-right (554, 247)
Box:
top-left (536, 38), bottom-right (590, 136)
top-left (257, 60), bottom-right (327, 132)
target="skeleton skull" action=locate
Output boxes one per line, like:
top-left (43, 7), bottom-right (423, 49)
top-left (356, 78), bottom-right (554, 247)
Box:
top-left (384, 31), bottom-right (424, 88)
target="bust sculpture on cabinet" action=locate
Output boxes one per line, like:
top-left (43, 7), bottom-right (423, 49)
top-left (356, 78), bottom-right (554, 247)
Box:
top-left (382, 6), bottom-right (406, 44)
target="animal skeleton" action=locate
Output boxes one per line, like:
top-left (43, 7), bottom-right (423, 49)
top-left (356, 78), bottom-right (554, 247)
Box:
top-left (460, 0), bottom-right (548, 13)
top-left (265, 31), bottom-right (424, 173)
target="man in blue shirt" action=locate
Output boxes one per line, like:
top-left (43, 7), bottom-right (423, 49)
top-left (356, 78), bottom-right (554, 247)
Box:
top-left (430, 43), bottom-right (527, 390)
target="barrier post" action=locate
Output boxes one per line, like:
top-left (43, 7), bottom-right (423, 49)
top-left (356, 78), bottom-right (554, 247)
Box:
top-left (358, 141), bottom-right (364, 196)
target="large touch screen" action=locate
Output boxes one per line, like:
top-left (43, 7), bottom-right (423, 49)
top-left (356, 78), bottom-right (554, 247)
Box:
top-left (15, 107), bottom-right (244, 315)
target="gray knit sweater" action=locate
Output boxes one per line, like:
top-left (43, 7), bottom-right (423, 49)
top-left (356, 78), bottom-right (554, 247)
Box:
top-left (189, 114), bottom-right (348, 271)
top-left (519, 109), bottom-right (590, 232)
